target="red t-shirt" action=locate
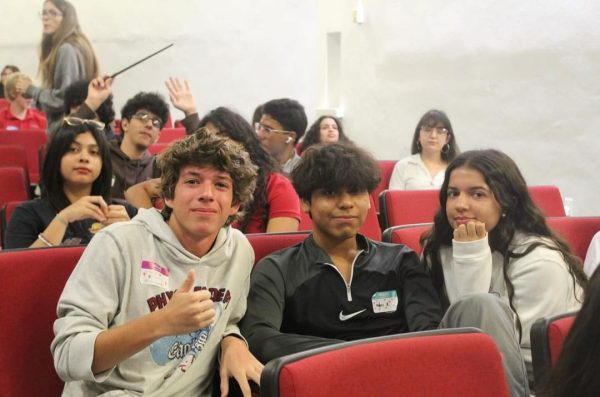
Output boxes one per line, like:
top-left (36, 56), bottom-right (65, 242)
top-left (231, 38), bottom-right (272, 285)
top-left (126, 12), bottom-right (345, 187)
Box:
top-left (0, 107), bottom-right (47, 130)
top-left (233, 172), bottom-right (301, 233)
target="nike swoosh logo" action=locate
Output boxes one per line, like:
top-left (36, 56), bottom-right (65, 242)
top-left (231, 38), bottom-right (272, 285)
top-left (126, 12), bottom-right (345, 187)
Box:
top-left (339, 309), bottom-right (367, 321)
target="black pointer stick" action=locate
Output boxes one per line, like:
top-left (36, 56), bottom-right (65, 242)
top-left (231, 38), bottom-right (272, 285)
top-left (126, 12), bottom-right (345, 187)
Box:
top-left (109, 43), bottom-right (174, 79)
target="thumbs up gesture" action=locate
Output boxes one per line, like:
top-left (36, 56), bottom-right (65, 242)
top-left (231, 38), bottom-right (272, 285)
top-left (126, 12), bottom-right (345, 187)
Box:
top-left (161, 270), bottom-right (215, 335)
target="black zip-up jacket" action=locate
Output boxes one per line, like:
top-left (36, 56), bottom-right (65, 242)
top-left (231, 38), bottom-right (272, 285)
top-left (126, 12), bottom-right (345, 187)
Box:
top-left (240, 234), bottom-right (443, 364)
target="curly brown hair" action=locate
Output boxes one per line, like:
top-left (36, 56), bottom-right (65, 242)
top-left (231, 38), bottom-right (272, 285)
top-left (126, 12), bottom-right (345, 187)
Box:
top-left (157, 129), bottom-right (258, 225)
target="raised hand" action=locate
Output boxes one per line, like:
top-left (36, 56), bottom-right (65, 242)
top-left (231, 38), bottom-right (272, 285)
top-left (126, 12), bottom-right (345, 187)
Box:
top-left (165, 77), bottom-right (197, 116)
top-left (59, 195), bottom-right (109, 224)
top-left (85, 75), bottom-right (113, 111)
top-left (453, 221), bottom-right (487, 242)
top-left (160, 270), bottom-right (215, 335)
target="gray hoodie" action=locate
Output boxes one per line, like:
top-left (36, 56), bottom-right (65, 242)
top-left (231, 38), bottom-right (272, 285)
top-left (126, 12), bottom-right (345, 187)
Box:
top-left (52, 208), bottom-right (254, 396)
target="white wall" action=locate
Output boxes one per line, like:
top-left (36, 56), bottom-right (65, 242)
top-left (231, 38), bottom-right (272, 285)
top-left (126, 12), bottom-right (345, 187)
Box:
top-left (1, 0), bottom-right (599, 215)
top-left (317, 0), bottom-right (600, 215)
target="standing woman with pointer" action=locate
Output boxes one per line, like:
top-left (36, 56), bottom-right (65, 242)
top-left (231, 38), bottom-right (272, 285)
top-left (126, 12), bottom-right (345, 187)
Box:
top-left (18, 0), bottom-right (99, 132)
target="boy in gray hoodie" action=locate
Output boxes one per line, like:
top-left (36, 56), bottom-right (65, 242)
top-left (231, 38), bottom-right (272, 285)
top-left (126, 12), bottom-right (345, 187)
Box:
top-left (52, 130), bottom-right (262, 397)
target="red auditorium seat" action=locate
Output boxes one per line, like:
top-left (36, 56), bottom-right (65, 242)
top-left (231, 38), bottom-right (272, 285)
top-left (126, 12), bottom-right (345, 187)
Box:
top-left (0, 144), bottom-right (30, 185)
top-left (0, 246), bottom-right (85, 396)
top-left (546, 216), bottom-right (600, 261)
top-left (261, 328), bottom-right (510, 397)
top-left (530, 311), bottom-right (578, 387)
top-left (156, 127), bottom-right (185, 143)
top-left (298, 195), bottom-right (382, 241)
top-left (0, 128), bottom-right (48, 184)
top-left (246, 231), bottom-right (310, 265)
top-left (0, 167), bottom-right (30, 207)
top-left (148, 142), bottom-right (171, 155)
top-left (379, 189), bottom-right (439, 230)
top-left (371, 160), bottom-right (396, 213)
top-left (528, 185), bottom-right (566, 217)
top-left (382, 223), bottom-right (433, 255)
top-left (379, 185), bottom-right (567, 230)
top-left (1, 200), bottom-right (24, 248)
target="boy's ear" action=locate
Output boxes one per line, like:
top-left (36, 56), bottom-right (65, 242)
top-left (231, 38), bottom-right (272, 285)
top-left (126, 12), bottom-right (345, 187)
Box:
top-left (300, 198), bottom-right (311, 213)
top-left (120, 118), bottom-right (129, 133)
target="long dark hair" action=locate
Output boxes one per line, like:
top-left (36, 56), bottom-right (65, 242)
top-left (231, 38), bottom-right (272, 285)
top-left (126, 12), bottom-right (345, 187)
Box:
top-left (299, 115), bottom-right (351, 153)
top-left (410, 109), bottom-right (459, 162)
top-left (199, 107), bottom-right (277, 232)
top-left (422, 149), bottom-right (586, 338)
top-left (537, 267), bottom-right (600, 397)
top-left (41, 122), bottom-right (112, 210)
top-left (39, 0), bottom-right (99, 87)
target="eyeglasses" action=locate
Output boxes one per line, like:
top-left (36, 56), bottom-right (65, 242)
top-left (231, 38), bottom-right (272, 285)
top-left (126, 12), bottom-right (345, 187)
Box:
top-left (254, 122), bottom-right (292, 136)
top-left (63, 117), bottom-right (105, 130)
top-left (132, 111), bottom-right (163, 129)
top-left (420, 126), bottom-right (449, 136)
top-left (38, 10), bottom-right (63, 19)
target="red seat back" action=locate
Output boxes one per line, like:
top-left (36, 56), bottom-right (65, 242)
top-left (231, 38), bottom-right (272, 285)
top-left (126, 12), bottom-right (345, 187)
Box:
top-left (0, 129), bottom-right (47, 184)
top-left (382, 223), bottom-right (433, 255)
top-left (531, 311), bottom-right (577, 387)
top-left (528, 186), bottom-right (566, 217)
top-left (246, 232), bottom-right (310, 265)
top-left (379, 189), bottom-right (440, 230)
top-left (1, 200), bottom-right (24, 248)
top-left (148, 142), bottom-right (171, 155)
top-left (546, 216), bottom-right (600, 261)
top-left (261, 328), bottom-right (510, 397)
top-left (157, 128), bottom-right (185, 143)
top-left (298, 195), bottom-right (382, 241)
top-left (371, 160), bottom-right (396, 213)
top-left (0, 167), bottom-right (30, 206)
top-left (0, 246), bottom-right (85, 395)
top-left (0, 144), bottom-right (30, 185)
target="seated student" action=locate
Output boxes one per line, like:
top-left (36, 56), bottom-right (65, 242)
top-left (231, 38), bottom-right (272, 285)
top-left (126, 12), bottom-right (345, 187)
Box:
top-left (51, 131), bottom-right (262, 397)
top-left (255, 98), bottom-right (307, 177)
top-left (389, 109), bottom-right (459, 190)
top-left (583, 232), bottom-right (600, 277)
top-left (240, 142), bottom-right (442, 359)
top-left (4, 118), bottom-right (135, 249)
top-left (537, 267), bottom-right (599, 397)
top-left (126, 78), bottom-right (301, 233)
top-left (0, 64), bottom-right (19, 99)
top-left (421, 149), bottom-right (586, 387)
top-left (0, 72), bottom-right (47, 130)
top-left (62, 79), bottom-right (117, 139)
top-left (298, 115), bottom-right (352, 153)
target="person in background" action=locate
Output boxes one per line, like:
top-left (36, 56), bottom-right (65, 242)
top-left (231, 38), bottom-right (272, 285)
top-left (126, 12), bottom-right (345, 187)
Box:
top-left (537, 266), bottom-right (599, 397)
top-left (255, 98), bottom-right (307, 177)
top-left (0, 72), bottom-right (47, 130)
top-left (298, 115), bottom-right (351, 153)
top-left (62, 79), bottom-right (116, 139)
top-left (421, 149), bottom-right (586, 390)
top-left (5, 118), bottom-right (134, 249)
top-left (17, 0), bottom-right (99, 132)
top-left (0, 64), bottom-right (20, 99)
top-left (389, 109), bottom-right (459, 190)
top-left (51, 131), bottom-right (262, 397)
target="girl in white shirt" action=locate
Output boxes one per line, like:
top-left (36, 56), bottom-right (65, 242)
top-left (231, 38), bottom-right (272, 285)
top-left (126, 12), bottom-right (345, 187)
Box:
top-left (389, 109), bottom-right (459, 190)
top-left (421, 149), bottom-right (586, 385)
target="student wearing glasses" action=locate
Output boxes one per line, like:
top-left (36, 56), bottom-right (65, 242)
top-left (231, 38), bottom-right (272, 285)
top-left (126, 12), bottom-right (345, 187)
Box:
top-left (254, 98), bottom-right (307, 178)
top-left (389, 109), bottom-right (460, 190)
top-left (16, 0), bottom-right (99, 132)
top-left (5, 118), bottom-right (135, 249)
